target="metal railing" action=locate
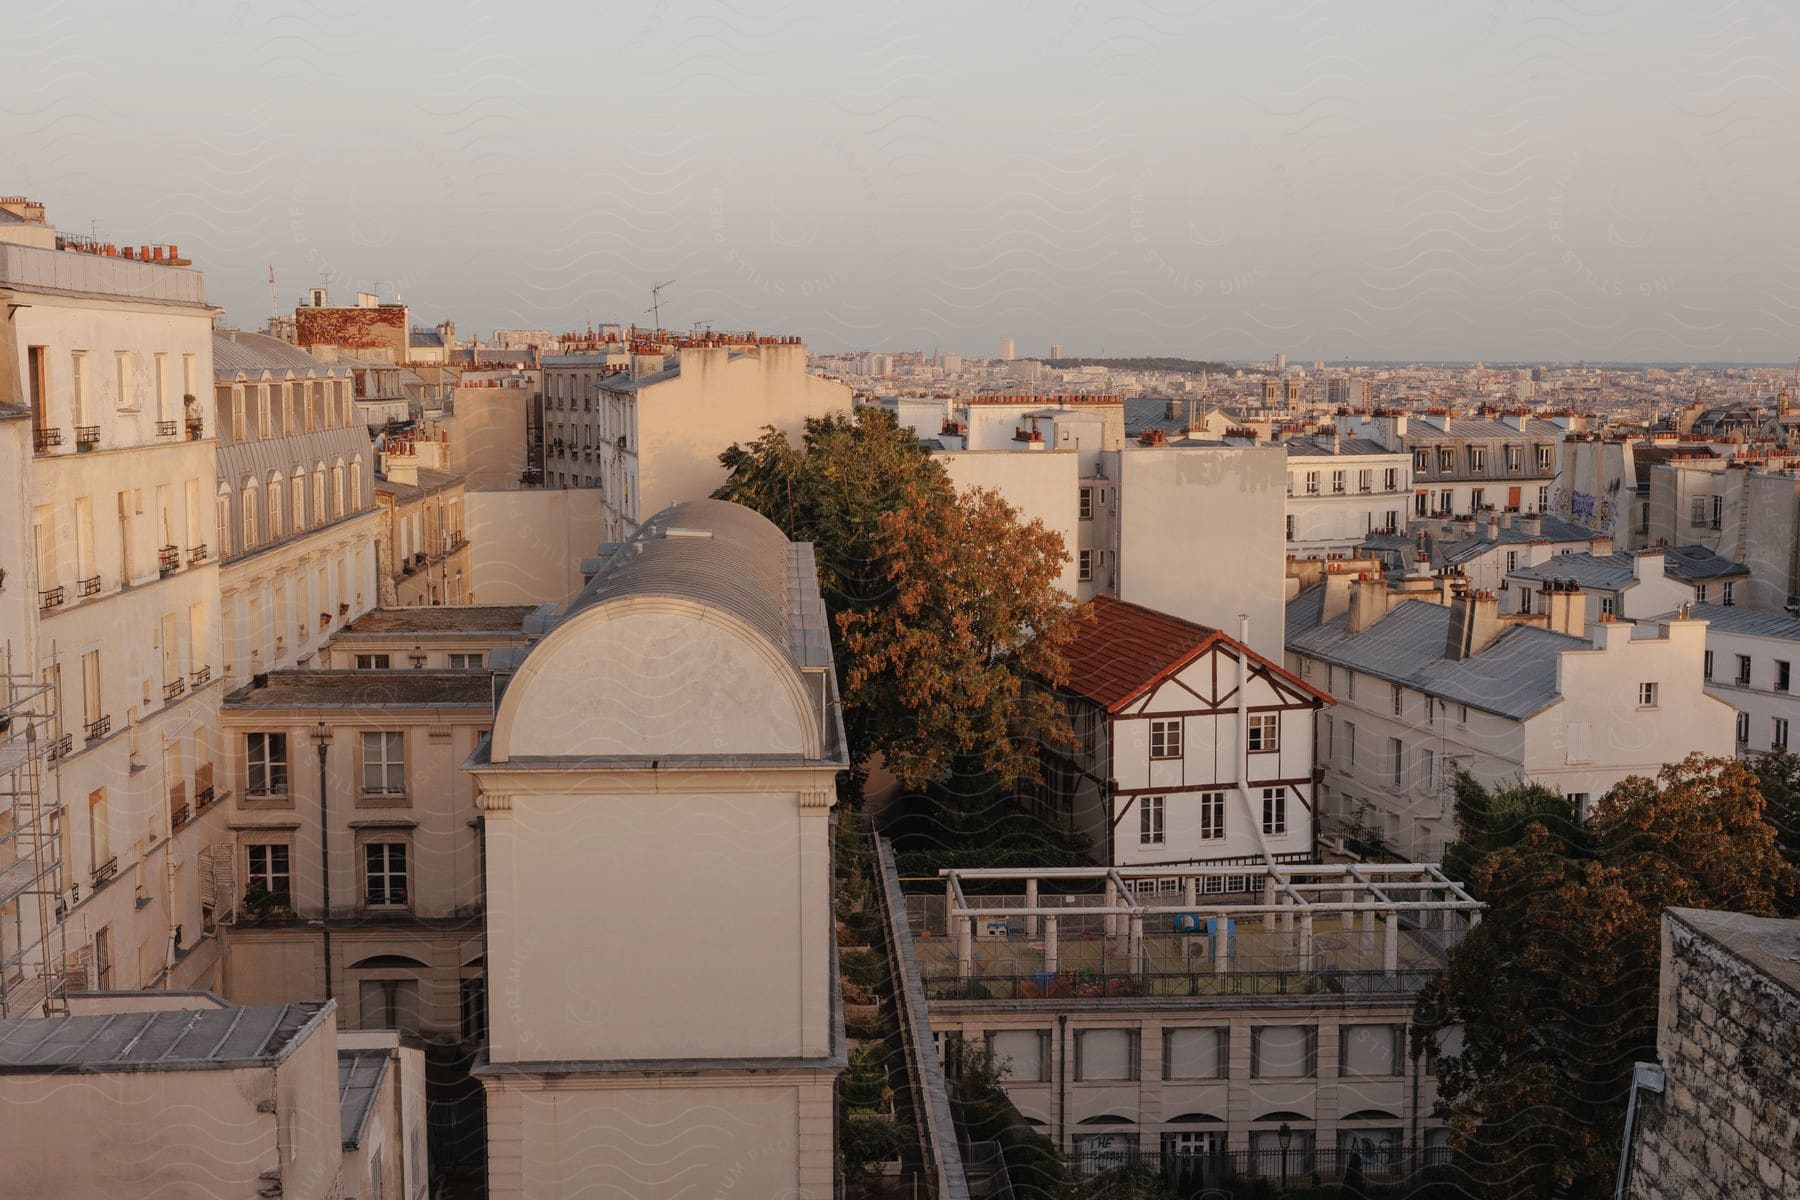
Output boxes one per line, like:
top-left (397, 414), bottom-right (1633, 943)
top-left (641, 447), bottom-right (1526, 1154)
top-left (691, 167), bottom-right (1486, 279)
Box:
top-left (190, 665), bottom-right (211, 687)
top-left (188, 543), bottom-right (208, 565)
top-left (78, 575), bottom-right (100, 597)
top-left (1068, 1143), bottom-right (1455, 1189)
top-left (164, 678), bottom-right (186, 701)
top-left (156, 419), bottom-right (179, 437)
top-left (158, 545), bottom-right (180, 576)
top-left (84, 714), bottom-right (111, 741)
top-left (33, 426), bottom-right (62, 452)
top-left (922, 967), bottom-right (1438, 1002)
top-left (38, 586), bottom-right (64, 611)
top-left (75, 425), bottom-right (100, 447)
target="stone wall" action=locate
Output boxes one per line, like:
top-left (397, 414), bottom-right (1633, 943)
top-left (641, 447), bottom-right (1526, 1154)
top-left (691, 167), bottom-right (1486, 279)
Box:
top-left (1626, 908), bottom-right (1800, 1200)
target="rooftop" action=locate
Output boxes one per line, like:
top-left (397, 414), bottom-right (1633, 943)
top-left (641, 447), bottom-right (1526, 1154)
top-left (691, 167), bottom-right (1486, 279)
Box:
top-left (0, 1003), bottom-right (328, 1074)
top-left (1509, 546), bottom-right (1747, 589)
top-left (374, 466), bottom-right (465, 500)
top-left (1287, 593), bottom-right (1593, 719)
top-left (1062, 595), bottom-right (1318, 713)
top-left (213, 329), bottom-right (347, 379)
top-left (225, 670), bottom-right (496, 710)
top-left (338, 1050), bottom-right (391, 1149)
top-left (1405, 416), bottom-right (1565, 441)
top-left (1648, 602), bottom-right (1800, 641)
top-left (1285, 434), bottom-right (1404, 458)
top-left (342, 604), bottom-right (538, 636)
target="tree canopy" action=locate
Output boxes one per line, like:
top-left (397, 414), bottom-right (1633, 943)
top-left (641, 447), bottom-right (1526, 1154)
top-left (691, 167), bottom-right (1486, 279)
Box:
top-left (1417, 755), bottom-right (1800, 1199)
top-left (715, 407), bottom-right (1084, 793)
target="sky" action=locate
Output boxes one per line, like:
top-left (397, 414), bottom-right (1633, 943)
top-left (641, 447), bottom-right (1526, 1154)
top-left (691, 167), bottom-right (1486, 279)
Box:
top-left (5, 0), bottom-right (1799, 362)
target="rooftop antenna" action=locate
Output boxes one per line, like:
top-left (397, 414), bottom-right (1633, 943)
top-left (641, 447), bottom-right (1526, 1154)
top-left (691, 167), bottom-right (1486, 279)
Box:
top-left (268, 264), bottom-right (278, 324)
top-left (647, 279), bottom-right (676, 332)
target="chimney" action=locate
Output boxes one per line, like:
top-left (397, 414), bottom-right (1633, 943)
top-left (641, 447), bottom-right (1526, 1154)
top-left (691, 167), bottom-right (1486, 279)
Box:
top-left (1519, 512), bottom-right (1542, 536)
top-left (1444, 588), bottom-right (1503, 660)
top-left (1347, 573), bottom-right (1390, 635)
top-left (1544, 580), bottom-right (1584, 636)
top-left (1634, 549), bottom-right (1666, 583)
top-left (1320, 570), bottom-right (1355, 625)
top-left (1484, 514), bottom-right (1500, 541)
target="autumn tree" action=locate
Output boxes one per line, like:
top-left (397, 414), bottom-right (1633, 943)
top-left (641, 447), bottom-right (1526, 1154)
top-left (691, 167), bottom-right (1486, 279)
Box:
top-left (1416, 755), bottom-right (1800, 1199)
top-left (716, 408), bottom-right (1083, 793)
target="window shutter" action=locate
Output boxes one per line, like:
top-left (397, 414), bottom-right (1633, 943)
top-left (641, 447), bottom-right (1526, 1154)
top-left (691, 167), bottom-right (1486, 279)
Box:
top-left (1217, 1027), bottom-right (1231, 1080)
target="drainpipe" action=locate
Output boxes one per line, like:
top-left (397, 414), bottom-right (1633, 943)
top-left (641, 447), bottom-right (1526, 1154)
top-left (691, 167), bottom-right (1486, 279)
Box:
top-left (1237, 615), bottom-right (1274, 860)
top-left (1613, 1062), bottom-right (1664, 1199)
top-left (1057, 1014), bottom-right (1069, 1154)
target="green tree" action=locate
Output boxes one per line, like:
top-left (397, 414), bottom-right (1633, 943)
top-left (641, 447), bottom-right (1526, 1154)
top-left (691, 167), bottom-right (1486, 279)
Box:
top-left (1749, 749), bottom-right (1800, 899)
top-left (717, 408), bottom-right (1082, 792)
top-left (1416, 754), bottom-right (1800, 1199)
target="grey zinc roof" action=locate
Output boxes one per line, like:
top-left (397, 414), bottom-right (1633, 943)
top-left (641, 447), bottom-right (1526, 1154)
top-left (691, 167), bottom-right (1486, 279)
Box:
top-left (1405, 417), bottom-right (1565, 441)
top-left (0, 1003), bottom-right (328, 1074)
top-left (339, 1050), bottom-right (391, 1148)
top-left (213, 330), bottom-right (345, 379)
top-left (1648, 603), bottom-right (1800, 641)
top-left (1511, 546), bottom-right (1747, 589)
top-left (1288, 595), bottom-right (1592, 719)
top-left (558, 499), bottom-right (830, 672)
top-left (1284, 435), bottom-right (1402, 457)
top-left (1660, 544), bottom-right (1750, 582)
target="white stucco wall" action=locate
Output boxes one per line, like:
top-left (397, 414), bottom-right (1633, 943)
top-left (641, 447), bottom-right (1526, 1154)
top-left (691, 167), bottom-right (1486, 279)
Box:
top-left (938, 449), bottom-right (1082, 597)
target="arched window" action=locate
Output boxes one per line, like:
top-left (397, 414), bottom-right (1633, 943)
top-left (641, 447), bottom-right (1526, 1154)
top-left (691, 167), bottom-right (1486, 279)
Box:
top-left (265, 473), bottom-right (283, 540)
top-left (242, 481), bottom-right (259, 550)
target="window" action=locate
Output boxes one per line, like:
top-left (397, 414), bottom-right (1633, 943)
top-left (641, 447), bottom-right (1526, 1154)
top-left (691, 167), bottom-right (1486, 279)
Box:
top-left (1078, 550), bottom-right (1092, 582)
top-left (1247, 713), bottom-right (1279, 752)
top-left (1414, 449), bottom-right (1429, 472)
top-left (1722, 582), bottom-right (1735, 607)
top-left (361, 732), bottom-right (405, 795)
top-left (1199, 791), bottom-right (1225, 840)
top-left (1389, 737), bottom-right (1403, 786)
top-left (1696, 584), bottom-right (1708, 604)
top-left (1139, 796), bottom-right (1166, 845)
top-left (1421, 747), bottom-right (1437, 792)
top-left (1519, 587), bottom-right (1532, 614)
top-left (1331, 469), bottom-right (1345, 494)
top-left (1776, 719), bottom-right (1791, 752)
top-left (1691, 497), bottom-right (1708, 528)
top-left (1251, 1025), bottom-right (1316, 1078)
top-left (1305, 471), bottom-right (1319, 495)
top-left (1346, 722), bottom-right (1356, 766)
top-left (1391, 684), bottom-right (1403, 716)
top-left (460, 978), bottom-right (488, 1044)
top-left (1079, 487), bottom-right (1093, 520)
top-left (1638, 682), bottom-right (1658, 708)
top-left (1600, 596), bottom-right (1616, 617)
top-left (359, 978), bottom-right (421, 1033)
top-left (1425, 696), bottom-right (1436, 727)
top-left (1459, 703), bottom-right (1469, 724)
top-left (363, 842), bottom-right (409, 906)
top-left (1737, 711), bottom-right (1750, 744)
top-left (1470, 487), bottom-right (1485, 511)
top-left (1504, 444), bottom-right (1522, 473)
top-left (1345, 671), bottom-right (1355, 700)
top-left (1505, 550), bottom-right (1518, 572)
top-left (1163, 1027), bottom-right (1227, 1079)
top-left (1704, 651), bottom-right (1714, 680)
top-left (93, 926), bottom-right (111, 991)
top-left (1777, 661), bottom-right (1790, 694)
top-left (1074, 1029), bottom-right (1139, 1081)
top-left (1737, 655), bottom-right (1752, 687)
top-left (1262, 788), bottom-right (1287, 836)
top-left (1384, 467), bottom-right (1398, 491)
top-left (1437, 447), bottom-right (1454, 473)
top-left (1537, 445), bottom-right (1554, 473)
top-left (1341, 1024), bottom-right (1404, 1076)
top-left (356, 654), bottom-right (391, 670)
top-left (1538, 485), bottom-right (1551, 510)
top-left (246, 732), bottom-right (289, 796)
top-left (246, 844), bottom-right (291, 897)
top-left (1467, 446), bottom-right (1485, 473)
top-left (1150, 719), bottom-right (1182, 759)
top-left (988, 1030), bottom-right (1051, 1082)
top-left (448, 653), bottom-right (484, 670)
top-left (1285, 514), bottom-right (1295, 540)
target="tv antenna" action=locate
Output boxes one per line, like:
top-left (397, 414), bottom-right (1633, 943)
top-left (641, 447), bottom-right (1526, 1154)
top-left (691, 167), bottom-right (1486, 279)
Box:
top-left (647, 279), bottom-right (676, 331)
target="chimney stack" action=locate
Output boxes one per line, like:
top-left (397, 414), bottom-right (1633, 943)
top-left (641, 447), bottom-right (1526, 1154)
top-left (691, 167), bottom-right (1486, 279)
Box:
top-left (1543, 579), bottom-right (1585, 635)
top-left (1444, 588), bottom-right (1503, 660)
top-left (1347, 573), bottom-right (1391, 635)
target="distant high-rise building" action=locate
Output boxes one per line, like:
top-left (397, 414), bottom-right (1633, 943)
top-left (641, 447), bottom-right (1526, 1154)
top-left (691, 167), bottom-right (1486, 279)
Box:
top-left (941, 353), bottom-right (963, 374)
top-left (1326, 378), bottom-right (1350, 407)
top-left (1000, 338), bottom-right (1016, 361)
top-left (1356, 380), bottom-right (1373, 406)
top-left (1049, 343), bottom-right (1063, 360)
top-left (1274, 353), bottom-right (1287, 371)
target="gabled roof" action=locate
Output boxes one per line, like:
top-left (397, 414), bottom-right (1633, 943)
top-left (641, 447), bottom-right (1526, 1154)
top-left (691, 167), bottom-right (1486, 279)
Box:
top-left (1063, 595), bottom-right (1325, 712)
top-left (1509, 546), bottom-right (1747, 589)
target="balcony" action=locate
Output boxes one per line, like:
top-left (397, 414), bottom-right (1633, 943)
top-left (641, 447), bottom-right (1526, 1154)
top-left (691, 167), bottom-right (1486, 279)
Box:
top-left (156, 419), bottom-right (179, 437)
top-left (33, 426), bottom-right (62, 453)
top-left (38, 585), bottom-right (64, 612)
top-left (48, 733), bottom-right (72, 761)
top-left (84, 714), bottom-right (111, 741)
top-left (190, 665), bottom-right (211, 687)
top-left (188, 543), bottom-right (208, 565)
top-left (75, 425), bottom-right (100, 450)
top-left (78, 574), bottom-right (100, 598)
top-left (195, 761), bottom-right (215, 810)
top-left (164, 677), bottom-right (186, 701)
top-left (91, 856), bottom-right (119, 886)
top-left (158, 545), bottom-right (180, 577)
top-left (170, 802), bottom-right (190, 830)
top-left (195, 785), bottom-right (215, 809)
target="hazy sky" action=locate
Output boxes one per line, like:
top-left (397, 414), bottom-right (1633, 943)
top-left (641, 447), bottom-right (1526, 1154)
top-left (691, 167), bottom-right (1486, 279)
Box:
top-left (6, 1), bottom-right (1799, 361)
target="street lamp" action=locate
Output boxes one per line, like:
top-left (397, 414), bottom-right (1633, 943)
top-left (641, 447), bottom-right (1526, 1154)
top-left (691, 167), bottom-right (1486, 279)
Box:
top-left (311, 721), bottom-right (333, 1005)
top-left (1278, 1122), bottom-right (1293, 1190)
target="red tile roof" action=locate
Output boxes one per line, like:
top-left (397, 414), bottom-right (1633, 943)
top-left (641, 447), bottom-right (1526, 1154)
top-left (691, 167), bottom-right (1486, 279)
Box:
top-left (1061, 595), bottom-right (1325, 712)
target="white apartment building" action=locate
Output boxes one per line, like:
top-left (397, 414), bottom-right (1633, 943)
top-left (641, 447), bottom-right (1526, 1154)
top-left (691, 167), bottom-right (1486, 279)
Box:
top-left (1287, 575), bottom-right (1735, 859)
top-left (1, 198), bottom-right (227, 1011)
top-left (1283, 433), bottom-right (1410, 558)
top-left (1332, 410), bottom-right (1567, 519)
top-left (1503, 546), bottom-right (1747, 624)
top-left (213, 330), bottom-right (382, 681)
top-left (467, 499), bottom-right (847, 1198)
top-left (1669, 604), bottom-right (1800, 757)
top-left (1038, 595), bottom-right (1328, 866)
top-left (539, 331), bottom-right (850, 541)
top-left (1644, 458), bottom-right (1800, 612)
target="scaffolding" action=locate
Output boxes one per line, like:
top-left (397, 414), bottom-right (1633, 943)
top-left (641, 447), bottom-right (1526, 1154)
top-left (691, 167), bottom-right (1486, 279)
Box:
top-left (0, 657), bottom-right (68, 1018)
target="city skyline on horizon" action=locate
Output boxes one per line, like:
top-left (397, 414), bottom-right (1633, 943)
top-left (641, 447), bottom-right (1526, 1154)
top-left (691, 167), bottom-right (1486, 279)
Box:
top-left (8, 1), bottom-right (1800, 363)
